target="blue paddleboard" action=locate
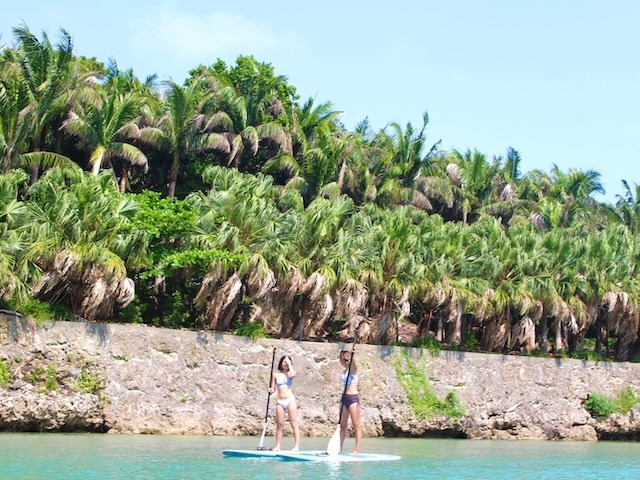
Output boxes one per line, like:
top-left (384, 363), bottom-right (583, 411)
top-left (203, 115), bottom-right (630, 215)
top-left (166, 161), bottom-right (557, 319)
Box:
top-left (223, 449), bottom-right (323, 459)
top-left (276, 451), bottom-right (401, 462)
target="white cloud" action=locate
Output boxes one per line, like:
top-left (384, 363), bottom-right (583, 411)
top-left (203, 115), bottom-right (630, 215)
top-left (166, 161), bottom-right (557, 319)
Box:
top-left (130, 4), bottom-right (300, 66)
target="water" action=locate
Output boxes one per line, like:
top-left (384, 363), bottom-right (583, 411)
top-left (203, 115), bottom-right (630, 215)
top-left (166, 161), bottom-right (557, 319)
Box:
top-left (1, 433), bottom-right (639, 479)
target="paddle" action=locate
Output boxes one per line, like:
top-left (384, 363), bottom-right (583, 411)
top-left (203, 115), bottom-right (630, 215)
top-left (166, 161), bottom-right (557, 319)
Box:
top-left (326, 324), bottom-right (361, 456)
top-left (257, 347), bottom-right (277, 450)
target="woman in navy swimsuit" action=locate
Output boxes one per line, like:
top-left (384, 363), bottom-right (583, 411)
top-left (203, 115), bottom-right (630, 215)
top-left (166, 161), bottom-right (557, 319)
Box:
top-left (269, 355), bottom-right (300, 451)
top-left (339, 350), bottom-right (362, 455)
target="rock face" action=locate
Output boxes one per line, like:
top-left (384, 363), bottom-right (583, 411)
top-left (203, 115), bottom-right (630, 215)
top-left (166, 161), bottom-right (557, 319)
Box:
top-left (2, 313), bottom-right (640, 440)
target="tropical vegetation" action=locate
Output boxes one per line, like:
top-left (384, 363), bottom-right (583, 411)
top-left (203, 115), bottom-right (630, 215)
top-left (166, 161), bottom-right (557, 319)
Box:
top-left (2, 25), bottom-right (640, 362)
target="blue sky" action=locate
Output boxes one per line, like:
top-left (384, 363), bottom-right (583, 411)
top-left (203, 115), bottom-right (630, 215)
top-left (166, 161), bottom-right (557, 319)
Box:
top-left (2, 0), bottom-right (638, 203)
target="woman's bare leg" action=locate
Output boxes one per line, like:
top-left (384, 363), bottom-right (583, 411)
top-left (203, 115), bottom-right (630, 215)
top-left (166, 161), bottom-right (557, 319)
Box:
top-left (287, 402), bottom-right (301, 450)
top-left (339, 405), bottom-right (349, 453)
top-left (274, 405), bottom-right (285, 450)
top-left (349, 403), bottom-right (361, 455)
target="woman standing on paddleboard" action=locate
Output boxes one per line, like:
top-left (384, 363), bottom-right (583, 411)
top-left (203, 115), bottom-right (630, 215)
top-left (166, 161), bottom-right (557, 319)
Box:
top-left (269, 355), bottom-right (300, 451)
top-left (339, 350), bottom-right (362, 455)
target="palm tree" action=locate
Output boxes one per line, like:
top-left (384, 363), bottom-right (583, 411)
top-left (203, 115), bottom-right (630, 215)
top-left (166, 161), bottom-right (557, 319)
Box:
top-left (25, 166), bottom-right (148, 320)
top-left (0, 169), bottom-right (31, 302)
top-left (480, 147), bottom-right (536, 225)
top-left (368, 113), bottom-right (451, 211)
top-left (206, 82), bottom-right (291, 172)
top-left (156, 79), bottom-right (229, 197)
top-left (188, 166), bottom-right (293, 331)
top-left (444, 148), bottom-right (501, 223)
top-left (526, 165), bottom-right (605, 229)
top-left (4, 25), bottom-right (75, 183)
top-left (61, 89), bottom-right (161, 192)
top-left (0, 72), bottom-right (71, 175)
top-left (614, 180), bottom-right (640, 234)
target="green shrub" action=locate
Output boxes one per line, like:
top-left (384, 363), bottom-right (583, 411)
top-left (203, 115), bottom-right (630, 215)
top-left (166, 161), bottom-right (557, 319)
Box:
top-left (584, 393), bottom-right (617, 418)
top-left (11, 299), bottom-right (74, 324)
top-left (26, 365), bottom-right (59, 392)
top-left (615, 387), bottom-right (639, 414)
top-left (234, 322), bottom-right (267, 340)
top-left (0, 359), bottom-right (11, 386)
top-left (44, 366), bottom-right (58, 392)
top-left (585, 388), bottom-right (640, 418)
top-left (410, 336), bottom-right (442, 356)
top-left (462, 332), bottom-right (479, 351)
top-left (394, 354), bottom-right (465, 419)
top-left (76, 366), bottom-right (104, 394)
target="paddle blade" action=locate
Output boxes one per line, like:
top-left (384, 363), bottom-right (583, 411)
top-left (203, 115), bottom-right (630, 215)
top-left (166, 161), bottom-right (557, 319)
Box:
top-left (326, 426), bottom-right (341, 456)
top-left (257, 422), bottom-right (267, 450)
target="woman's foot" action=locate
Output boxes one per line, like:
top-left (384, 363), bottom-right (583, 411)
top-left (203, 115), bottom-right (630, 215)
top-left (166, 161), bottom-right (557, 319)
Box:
top-left (272, 447), bottom-right (281, 451)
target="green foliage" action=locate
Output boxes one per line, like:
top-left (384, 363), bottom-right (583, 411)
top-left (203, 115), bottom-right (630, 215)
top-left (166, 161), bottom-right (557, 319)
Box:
top-left (584, 393), bottom-right (616, 418)
top-left (116, 277), bottom-right (196, 328)
top-left (394, 354), bottom-right (465, 419)
top-left (410, 336), bottom-right (442, 356)
top-left (149, 290), bottom-right (192, 329)
top-left (194, 55), bottom-right (299, 126)
top-left (125, 191), bottom-right (201, 258)
top-left (44, 366), bottom-right (59, 391)
top-left (76, 365), bottom-right (105, 394)
top-left (115, 297), bottom-right (146, 324)
top-left (145, 248), bottom-right (247, 280)
top-left (11, 299), bottom-right (75, 324)
top-left (0, 358), bottom-right (11, 386)
top-left (584, 388), bottom-right (640, 418)
top-left (615, 387), bottom-right (639, 414)
top-left (462, 332), bottom-right (479, 351)
top-left (571, 348), bottom-right (608, 362)
top-left (526, 349), bottom-right (551, 358)
top-left (234, 322), bottom-right (267, 340)
top-left (122, 190), bottom-right (247, 328)
top-left (27, 365), bottom-right (59, 392)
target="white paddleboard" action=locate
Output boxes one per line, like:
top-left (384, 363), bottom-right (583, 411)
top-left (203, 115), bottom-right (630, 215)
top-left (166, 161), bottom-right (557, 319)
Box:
top-left (276, 451), bottom-right (401, 462)
top-left (223, 449), bottom-right (323, 459)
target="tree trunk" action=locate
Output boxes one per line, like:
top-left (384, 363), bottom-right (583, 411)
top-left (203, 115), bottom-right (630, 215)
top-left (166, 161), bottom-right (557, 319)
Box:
top-left (595, 324), bottom-right (607, 355)
top-left (447, 301), bottom-right (463, 345)
top-left (554, 319), bottom-right (563, 352)
top-left (119, 165), bottom-right (130, 193)
top-left (435, 313), bottom-right (444, 342)
top-left (30, 165), bottom-right (40, 185)
top-left (539, 316), bottom-right (549, 353)
top-left (168, 155), bottom-right (180, 198)
top-left (29, 135), bottom-right (43, 184)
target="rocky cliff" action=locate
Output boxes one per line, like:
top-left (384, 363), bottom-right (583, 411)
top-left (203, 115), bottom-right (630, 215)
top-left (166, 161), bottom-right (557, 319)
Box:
top-left (1, 313), bottom-right (640, 440)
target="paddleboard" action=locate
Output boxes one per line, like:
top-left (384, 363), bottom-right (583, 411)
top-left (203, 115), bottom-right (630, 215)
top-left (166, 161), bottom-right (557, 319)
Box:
top-left (222, 449), bottom-right (323, 459)
top-left (276, 451), bottom-right (401, 462)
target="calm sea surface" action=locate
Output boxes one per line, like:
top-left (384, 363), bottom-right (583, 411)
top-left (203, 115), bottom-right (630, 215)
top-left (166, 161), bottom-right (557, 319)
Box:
top-left (1, 433), bottom-right (639, 479)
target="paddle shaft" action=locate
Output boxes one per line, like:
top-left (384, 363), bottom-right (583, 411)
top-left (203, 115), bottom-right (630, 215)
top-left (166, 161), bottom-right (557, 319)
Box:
top-left (264, 347), bottom-right (277, 423)
top-left (337, 326), bottom-right (360, 424)
top-left (258, 347), bottom-right (277, 449)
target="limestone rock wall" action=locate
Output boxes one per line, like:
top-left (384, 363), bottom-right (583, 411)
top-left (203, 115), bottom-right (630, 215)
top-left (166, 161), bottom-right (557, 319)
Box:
top-left (1, 314), bottom-right (639, 440)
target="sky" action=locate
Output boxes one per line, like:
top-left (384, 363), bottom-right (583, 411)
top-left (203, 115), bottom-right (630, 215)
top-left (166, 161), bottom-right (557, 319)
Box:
top-left (2, 0), bottom-right (639, 204)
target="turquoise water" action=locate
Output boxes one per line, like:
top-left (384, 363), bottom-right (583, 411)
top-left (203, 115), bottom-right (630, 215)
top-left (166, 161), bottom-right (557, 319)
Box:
top-left (1, 433), bottom-right (639, 479)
